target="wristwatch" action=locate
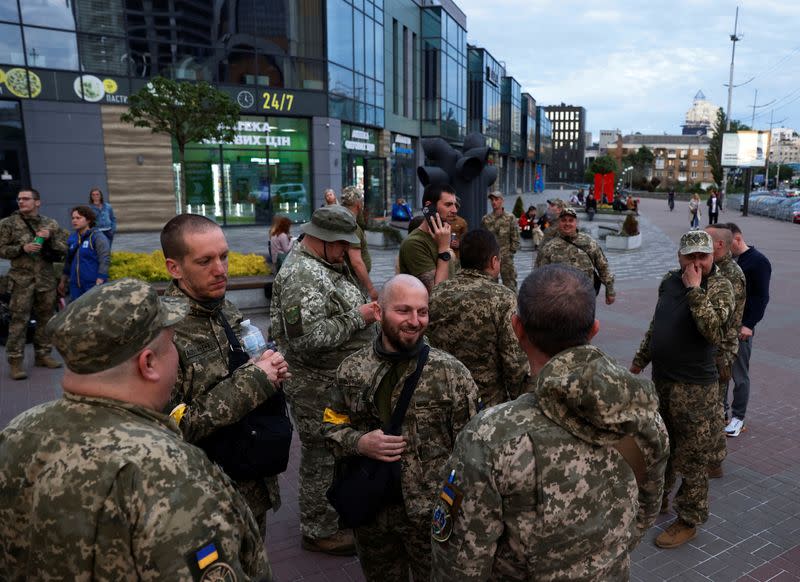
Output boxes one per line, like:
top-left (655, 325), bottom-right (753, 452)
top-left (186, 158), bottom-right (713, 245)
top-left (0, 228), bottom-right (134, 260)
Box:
top-left (437, 252), bottom-right (451, 262)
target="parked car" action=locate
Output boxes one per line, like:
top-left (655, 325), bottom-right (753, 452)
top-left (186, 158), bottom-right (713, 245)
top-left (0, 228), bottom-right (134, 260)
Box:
top-left (273, 183), bottom-right (307, 203)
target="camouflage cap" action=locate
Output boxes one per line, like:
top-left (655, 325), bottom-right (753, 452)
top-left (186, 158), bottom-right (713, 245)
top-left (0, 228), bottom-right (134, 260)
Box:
top-left (488, 191), bottom-right (504, 199)
top-left (340, 185), bottom-right (364, 206)
top-left (679, 230), bottom-right (713, 255)
top-left (547, 198), bottom-right (567, 209)
top-left (46, 278), bottom-right (188, 374)
top-left (301, 204), bottom-right (360, 244)
top-left (559, 207), bottom-right (578, 219)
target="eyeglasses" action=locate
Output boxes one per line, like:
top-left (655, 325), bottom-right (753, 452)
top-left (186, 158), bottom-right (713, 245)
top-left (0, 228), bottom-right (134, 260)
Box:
top-left (17, 197), bottom-right (33, 201)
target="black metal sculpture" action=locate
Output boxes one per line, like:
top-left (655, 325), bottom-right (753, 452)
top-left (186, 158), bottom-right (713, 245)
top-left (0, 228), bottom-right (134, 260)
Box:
top-left (417, 133), bottom-right (498, 232)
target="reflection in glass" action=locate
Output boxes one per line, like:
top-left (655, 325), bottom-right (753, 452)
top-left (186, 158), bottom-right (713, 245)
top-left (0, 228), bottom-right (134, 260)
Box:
top-left (21, 0), bottom-right (76, 29)
top-left (78, 34), bottom-right (128, 75)
top-left (217, 47), bottom-right (257, 84)
top-left (328, 63), bottom-right (354, 99)
top-left (0, 24), bottom-right (26, 66)
top-left (23, 27), bottom-right (79, 70)
top-left (353, 10), bottom-right (364, 74)
top-left (0, 2), bottom-right (19, 22)
top-left (327, 0), bottom-right (353, 68)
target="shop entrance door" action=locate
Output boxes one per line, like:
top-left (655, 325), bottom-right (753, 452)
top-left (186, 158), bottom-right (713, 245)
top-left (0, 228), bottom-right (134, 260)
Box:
top-left (344, 155), bottom-right (385, 220)
top-left (0, 101), bottom-right (29, 219)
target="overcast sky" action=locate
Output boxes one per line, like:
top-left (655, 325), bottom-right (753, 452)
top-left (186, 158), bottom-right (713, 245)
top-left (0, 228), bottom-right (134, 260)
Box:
top-left (455, 0), bottom-right (800, 140)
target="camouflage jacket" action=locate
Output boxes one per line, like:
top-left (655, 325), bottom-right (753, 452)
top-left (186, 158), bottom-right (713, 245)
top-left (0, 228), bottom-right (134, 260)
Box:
top-left (715, 253), bottom-right (747, 367)
top-left (323, 340), bottom-right (479, 520)
top-left (166, 282), bottom-right (281, 515)
top-left (431, 345), bottom-right (669, 581)
top-left (632, 267), bottom-right (735, 374)
top-left (0, 393), bottom-right (269, 581)
top-left (0, 211), bottom-right (67, 287)
top-left (271, 243), bottom-right (376, 378)
top-left (535, 231), bottom-right (616, 297)
top-left (427, 269), bottom-right (530, 408)
top-left (481, 212), bottom-right (520, 255)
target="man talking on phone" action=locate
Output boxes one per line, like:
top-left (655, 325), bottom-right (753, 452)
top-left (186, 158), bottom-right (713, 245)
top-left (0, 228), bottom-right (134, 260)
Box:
top-left (398, 184), bottom-right (457, 293)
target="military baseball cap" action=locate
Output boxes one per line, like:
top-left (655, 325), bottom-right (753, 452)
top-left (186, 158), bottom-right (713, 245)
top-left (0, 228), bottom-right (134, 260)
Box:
top-left (340, 185), bottom-right (364, 206)
top-left (488, 191), bottom-right (503, 199)
top-left (301, 204), bottom-right (360, 244)
top-left (679, 230), bottom-right (713, 255)
top-left (47, 278), bottom-right (188, 374)
top-left (559, 208), bottom-right (578, 219)
top-left (547, 198), bottom-right (567, 209)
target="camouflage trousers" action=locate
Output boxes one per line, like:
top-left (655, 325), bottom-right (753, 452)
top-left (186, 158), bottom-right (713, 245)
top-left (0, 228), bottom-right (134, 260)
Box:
top-left (708, 381), bottom-right (729, 468)
top-left (5, 277), bottom-right (56, 360)
top-left (236, 476), bottom-right (280, 538)
top-left (284, 375), bottom-right (340, 539)
top-left (656, 380), bottom-right (717, 526)
top-left (354, 503), bottom-right (430, 582)
top-left (499, 251), bottom-right (517, 291)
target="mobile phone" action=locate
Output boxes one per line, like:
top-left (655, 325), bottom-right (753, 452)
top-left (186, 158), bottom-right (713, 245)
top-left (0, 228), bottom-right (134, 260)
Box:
top-left (422, 205), bottom-right (439, 230)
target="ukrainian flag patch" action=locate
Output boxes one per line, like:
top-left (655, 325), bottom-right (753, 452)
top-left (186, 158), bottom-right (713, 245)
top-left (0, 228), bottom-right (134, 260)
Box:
top-left (195, 542), bottom-right (219, 570)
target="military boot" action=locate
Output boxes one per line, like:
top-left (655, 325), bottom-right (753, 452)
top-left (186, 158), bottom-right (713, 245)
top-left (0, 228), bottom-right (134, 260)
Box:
top-left (34, 354), bottom-right (63, 369)
top-left (9, 358), bottom-right (27, 380)
top-left (301, 530), bottom-right (356, 556)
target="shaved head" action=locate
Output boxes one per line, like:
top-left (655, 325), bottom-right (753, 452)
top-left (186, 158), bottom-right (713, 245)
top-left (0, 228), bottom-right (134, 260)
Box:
top-left (706, 225), bottom-right (733, 247)
top-left (378, 274), bottom-right (429, 309)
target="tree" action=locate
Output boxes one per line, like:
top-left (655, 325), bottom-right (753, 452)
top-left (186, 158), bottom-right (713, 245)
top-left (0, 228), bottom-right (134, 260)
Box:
top-left (588, 155), bottom-right (619, 177)
top-left (120, 77), bottom-right (240, 212)
top-left (512, 195), bottom-right (525, 218)
top-left (621, 146), bottom-right (655, 184)
top-left (706, 108), bottom-right (750, 188)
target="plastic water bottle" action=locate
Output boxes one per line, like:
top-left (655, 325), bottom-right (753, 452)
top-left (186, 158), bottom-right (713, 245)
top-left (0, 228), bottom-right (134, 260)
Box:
top-left (240, 319), bottom-right (267, 359)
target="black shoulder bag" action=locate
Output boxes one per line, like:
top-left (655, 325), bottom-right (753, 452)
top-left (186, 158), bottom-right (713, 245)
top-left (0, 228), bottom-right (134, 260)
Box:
top-left (195, 312), bottom-right (293, 481)
top-left (326, 345), bottom-right (430, 529)
top-left (21, 217), bottom-right (66, 263)
top-left (564, 237), bottom-right (603, 295)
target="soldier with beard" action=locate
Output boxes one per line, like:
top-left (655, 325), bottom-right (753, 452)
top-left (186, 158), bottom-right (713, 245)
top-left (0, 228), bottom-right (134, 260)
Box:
top-left (323, 274), bottom-right (479, 581)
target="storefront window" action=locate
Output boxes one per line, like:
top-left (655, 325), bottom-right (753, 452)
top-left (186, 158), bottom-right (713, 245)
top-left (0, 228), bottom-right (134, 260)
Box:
top-left (341, 123), bottom-right (385, 219)
top-left (391, 134), bottom-right (416, 208)
top-left (23, 27), bottom-right (79, 70)
top-left (175, 116), bottom-right (312, 225)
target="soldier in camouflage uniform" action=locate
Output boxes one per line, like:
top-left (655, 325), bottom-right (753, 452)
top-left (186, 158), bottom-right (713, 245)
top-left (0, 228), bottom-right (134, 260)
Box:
top-left (160, 214), bottom-right (289, 534)
top-left (535, 207), bottom-right (616, 305)
top-left (705, 225), bottom-right (747, 477)
top-left (271, 204), bottom-right (378, 555)
top-left (481, 191), bottom-right (520, 290)
top-left (341, 186), bottom-right (378, 301)
top-left (631, 230), bottom-right (735, 549)
top-left (323, 274), bottom-right (479, 581)
top-left (541, 198), bottom-right (567, 242)
top-left (428, 229), bottom-right (529, 408)
top-left (0, 279), bottom-right (271, 581)
top-left (431, 265), bottom-right (669, 581)
top-left (0, 188), bottom-right (67, 380)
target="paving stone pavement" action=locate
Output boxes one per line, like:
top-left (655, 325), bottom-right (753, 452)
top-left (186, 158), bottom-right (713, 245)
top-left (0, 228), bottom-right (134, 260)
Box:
top-left (1, 195), bottom-right (799, 581)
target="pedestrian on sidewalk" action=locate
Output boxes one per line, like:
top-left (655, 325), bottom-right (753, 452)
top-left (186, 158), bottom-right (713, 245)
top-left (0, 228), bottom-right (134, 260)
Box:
top-left (724, 222), bottom-right (772, 438)
top-left (631, 230), bottom-right (735, 549)
top-left (89, 187), bottom-right (117, 247)
top-left (58, 205), bottom-right (110, 301)
top-left (688, 194), bottom-right (701, 228)
top-left (481, 191), bottom-right (520, 290)
top-left (706, 191), bottom-right (719, 225)
top-left (0, 187), bottom-right (68, 380)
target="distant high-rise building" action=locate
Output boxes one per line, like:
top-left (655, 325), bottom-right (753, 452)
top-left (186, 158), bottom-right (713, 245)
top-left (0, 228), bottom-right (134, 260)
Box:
top-left (544, 104), bottom-right (586, 183)
top-left (682, 90), bottom-right (719, 136)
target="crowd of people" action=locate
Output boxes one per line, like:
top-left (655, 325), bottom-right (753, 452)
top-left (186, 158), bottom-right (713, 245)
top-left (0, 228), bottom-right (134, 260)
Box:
top-left (0, 183), bottom-right (772, 580)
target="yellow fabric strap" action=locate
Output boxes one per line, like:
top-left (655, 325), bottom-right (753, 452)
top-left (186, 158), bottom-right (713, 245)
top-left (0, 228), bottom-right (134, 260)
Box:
top-left (169, 403), bottom-right (187, 425)
top-left (323, 407), bottom-right (351, 425)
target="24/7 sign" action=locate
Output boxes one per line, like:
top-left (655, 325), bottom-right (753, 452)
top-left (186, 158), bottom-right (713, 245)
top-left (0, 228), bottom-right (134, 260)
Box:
top-left (220, 86), bottom-right (326, 117)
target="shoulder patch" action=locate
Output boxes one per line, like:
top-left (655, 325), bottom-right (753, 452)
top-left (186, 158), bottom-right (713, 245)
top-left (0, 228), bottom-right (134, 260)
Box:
top-left (283, 304), bottom-right (303, 337)
top-left (185, 539), bottom-right (236, 581)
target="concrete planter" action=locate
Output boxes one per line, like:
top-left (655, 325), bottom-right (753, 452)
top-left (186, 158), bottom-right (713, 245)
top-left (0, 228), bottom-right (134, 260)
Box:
top-left (606, 233), bottom-right (642, 251)
top-left (365, 229), bottom-right (401, 249)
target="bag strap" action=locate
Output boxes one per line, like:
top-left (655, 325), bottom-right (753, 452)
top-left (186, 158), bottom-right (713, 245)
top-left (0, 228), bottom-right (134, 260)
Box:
top-left (216, 309), bottom-right (250, 374)
top-left (563, 236), bottom-right (602, 282)
top-left (386, 345), bottom-right (430, 435)
top-left (20, 216), bottom-right (37, 238)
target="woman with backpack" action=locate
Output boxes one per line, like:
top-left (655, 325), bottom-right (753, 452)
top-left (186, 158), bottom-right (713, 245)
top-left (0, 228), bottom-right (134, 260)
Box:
top-left (58, 205), bottom-right (110, 301)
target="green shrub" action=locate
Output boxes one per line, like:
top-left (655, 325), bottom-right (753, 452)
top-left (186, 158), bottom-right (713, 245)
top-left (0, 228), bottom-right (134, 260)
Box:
top-left (512, 196), bottom-right (525, 218)
top-left (109, 250), bottom-right (269, 282)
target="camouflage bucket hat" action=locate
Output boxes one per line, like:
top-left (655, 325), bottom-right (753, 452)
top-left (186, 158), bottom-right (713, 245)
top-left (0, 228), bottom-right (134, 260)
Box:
top-left (340, 185), bottom-right (364, 206)
top-left (302, 204), bottom-right (360, 244)
top-left (47, 278), bottom-right (188, 374)
top-left (679, 230), bottom-right (713, 255)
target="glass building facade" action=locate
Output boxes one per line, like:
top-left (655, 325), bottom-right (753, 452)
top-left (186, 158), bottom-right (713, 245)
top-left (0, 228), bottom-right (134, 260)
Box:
top-left (421, 5), bottom-right (466, 144)
top-left (326, 0), bottom-right (385, 127)
top-left (467, 46), bottom-right (503, 152)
